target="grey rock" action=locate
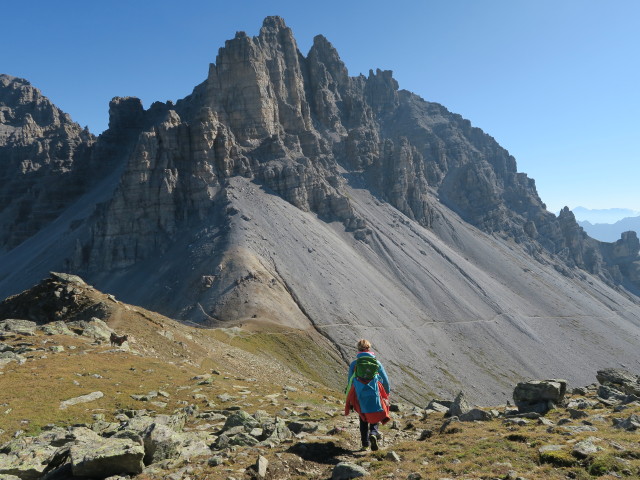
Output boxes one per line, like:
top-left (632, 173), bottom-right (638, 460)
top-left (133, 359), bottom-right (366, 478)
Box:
top-left (287, 421), bottom-right (319, 434)
top-left (67, 318), bottom-right (113, 343)
top-left (613, 413), bottom-right (640, 431)
top-left (597, 368), bottom-right (640, 396)
top-left (256, 455), bottom-right (268, 478)
top-left (513, 380), bottom-right (566, 414)
top-left (560, 425), bottom-right (598, 434)
top-left (228, 432), bottom-right (259, 447)
top-left (59, 391), bottom-right (104, 410)
top-left (537, 417), bottom-right (555, 427)
top-left (260, 418), bottom-right (292, 444)
top-left (385, 451), bottom-right (401, 462)
top-left (70, 437), bottom-right (144, 477)
top-left (221, 410), bottom-right (259, 432)
top-left (459, 408), bottom-right (492, 422)
top-left (447, 391), bottom-right (471, 418)
top-left (538, 444), bottom-right (564, 454)
top-left (0, 437), bottom-right (57, 480)
top-left (332, 462), bottom-right (368, 479)
top-left (143, 423), bottom-right (183, 465)
top-left (179, 432), bottom-right (212, 459)
top-left (572, 439), bottom-right (600, 458)
top-left (426, 400), bottom-right (450, 413)
top-left (0, 320), bottom-right (36, 336)
top-left (567, 408), bottom-right (589, 419)
top-left (0, 352), bottom-right (25, 367)
top-left (49, 272), bottom-right (86, 285)
top-left (598, 384), bottom-right (626, 402)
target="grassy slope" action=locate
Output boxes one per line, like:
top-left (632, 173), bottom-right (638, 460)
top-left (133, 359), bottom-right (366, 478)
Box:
top-left (1, 285), bottom-right (639, 479)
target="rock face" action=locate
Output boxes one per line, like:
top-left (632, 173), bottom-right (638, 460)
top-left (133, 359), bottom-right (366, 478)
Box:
top-left (0, 75), bottom-right (95, 251)
top-left (2, 17), bottom-right (640, 404)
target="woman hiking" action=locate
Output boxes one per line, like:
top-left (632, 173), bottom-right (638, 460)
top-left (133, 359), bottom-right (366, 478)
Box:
top-left (345, 339), bottom-right (391, 451)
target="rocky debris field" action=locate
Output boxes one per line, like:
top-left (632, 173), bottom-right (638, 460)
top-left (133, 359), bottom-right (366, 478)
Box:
top-left (0, 309), bottom-right (639, 480)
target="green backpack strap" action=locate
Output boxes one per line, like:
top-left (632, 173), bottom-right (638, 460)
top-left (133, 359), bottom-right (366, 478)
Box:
top-left (345, 372), bottom-right (356, 399)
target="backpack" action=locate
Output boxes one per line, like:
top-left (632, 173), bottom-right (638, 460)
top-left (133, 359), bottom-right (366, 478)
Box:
top-left (355, 356), bottom-right (379, 381)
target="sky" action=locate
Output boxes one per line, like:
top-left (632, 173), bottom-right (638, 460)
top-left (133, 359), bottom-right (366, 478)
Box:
top-left (2, 0), bottom-right (639, 216)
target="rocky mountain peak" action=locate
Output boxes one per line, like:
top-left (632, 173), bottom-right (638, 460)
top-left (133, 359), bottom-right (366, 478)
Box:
top-left (0, 74), bottom-right (73, 131)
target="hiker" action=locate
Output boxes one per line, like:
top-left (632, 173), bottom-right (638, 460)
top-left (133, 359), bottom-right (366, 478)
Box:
top-left (344, 339), bottom-right (391, 451)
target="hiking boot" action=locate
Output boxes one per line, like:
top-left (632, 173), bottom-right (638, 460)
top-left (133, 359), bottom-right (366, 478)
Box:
top-left (369, 434), bottom-right (378, 451)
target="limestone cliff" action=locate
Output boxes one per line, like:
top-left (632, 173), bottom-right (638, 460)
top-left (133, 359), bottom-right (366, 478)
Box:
top-left (0, 75), bottom-right (94, 250)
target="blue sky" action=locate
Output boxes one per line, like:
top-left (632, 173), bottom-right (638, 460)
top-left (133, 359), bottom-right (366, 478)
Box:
top-left (2, 0), bottom-right (638, 215)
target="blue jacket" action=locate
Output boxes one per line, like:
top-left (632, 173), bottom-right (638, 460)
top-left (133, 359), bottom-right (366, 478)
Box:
top-left (347, 351), bottom-right (391, 396)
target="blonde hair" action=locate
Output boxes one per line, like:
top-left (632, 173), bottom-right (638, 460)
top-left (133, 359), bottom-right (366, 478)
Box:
top-left (356, 339), bottom-right (371, 352)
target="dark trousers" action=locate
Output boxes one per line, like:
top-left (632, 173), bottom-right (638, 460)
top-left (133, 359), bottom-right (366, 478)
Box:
top-left (359, 418), bottom-right (380, 446)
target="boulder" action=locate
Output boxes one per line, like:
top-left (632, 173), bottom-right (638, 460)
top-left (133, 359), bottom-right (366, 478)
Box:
top-left (447, 391), bottom-right (471, 418)
top-left (40, 321), bottom-right (74, 336)
top-left (221, 410), bottom-right (259, 432)
top-left (70, 437), bottom-right (144, 477)
top-left (613, 414), bottom-right (640, 431)
top-left (0, 446), bottom-right (56, 480)
top-left (459, 408), bottom-right (492, 422)
top-left (597, 384), bottom-right (627, 402)
top-left (59, 391), bottom-right (104, 410)
top-left (0, 352), bottom-right (25, 368)
top-left (332, 462), bottom-right (368, 479)
top-left (66, 318), bottom-right (113, 343)
top-left (0, 320), bottom-right (36, 336)
top-left (572, 439), bottom-right (600, 458)
top-left (142, 423), bottom-right (183, 465)
top-left (513, 379), bottom-right (567, 414)
top-left (261, 418), bottom-right (292, 444)
top-left (256, 455), bottom-right (268, 478)
top-left (596, 368), bottom-right (640, 396)
top-left (426, 400), bottom-right (450, 413)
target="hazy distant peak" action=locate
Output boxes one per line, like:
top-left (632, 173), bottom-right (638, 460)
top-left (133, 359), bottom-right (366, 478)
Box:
top-left (572, 206), bottom-right (640, 224)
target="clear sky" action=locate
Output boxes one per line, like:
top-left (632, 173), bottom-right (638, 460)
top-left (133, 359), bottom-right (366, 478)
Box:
top-left (2, 0), bottom-right (639, 214)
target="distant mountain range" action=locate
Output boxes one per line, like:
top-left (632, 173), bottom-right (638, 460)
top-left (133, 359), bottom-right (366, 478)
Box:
top-left (579, 216), bottom-right (640, 243)
top-left (571, 206), bottom-right (640, 224)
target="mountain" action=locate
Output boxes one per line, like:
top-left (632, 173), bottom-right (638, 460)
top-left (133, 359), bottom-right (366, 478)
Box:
top-left (579, 216), bottom-right (640, 243)
top-left (1, 17), bottom-right (640, 405)
top-left (572, 206), bottom-right (640, 224)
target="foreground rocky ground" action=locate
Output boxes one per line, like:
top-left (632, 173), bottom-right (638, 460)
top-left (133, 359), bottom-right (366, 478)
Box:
top-left (0, 275), bottom-right (639, 479)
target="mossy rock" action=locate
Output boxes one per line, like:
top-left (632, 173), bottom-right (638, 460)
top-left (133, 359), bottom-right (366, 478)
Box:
top-left (539, 448), bottom-right (578, 467)
top-left (587, 454), bottom-right (630, 476)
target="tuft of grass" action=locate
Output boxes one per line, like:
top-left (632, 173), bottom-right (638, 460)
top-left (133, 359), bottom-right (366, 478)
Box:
top-left (539, 448), bottom-right (578, 467)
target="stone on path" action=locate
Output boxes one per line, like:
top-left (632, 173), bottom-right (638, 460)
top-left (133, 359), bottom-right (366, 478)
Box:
top-left (332, 462), bottom-right (368, 480)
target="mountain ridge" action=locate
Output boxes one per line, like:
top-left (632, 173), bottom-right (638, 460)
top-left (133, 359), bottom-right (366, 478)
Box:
top-left (1, 16), bottom-right (640, 404)
top-left (579, 216), bottom-right (640, 243)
